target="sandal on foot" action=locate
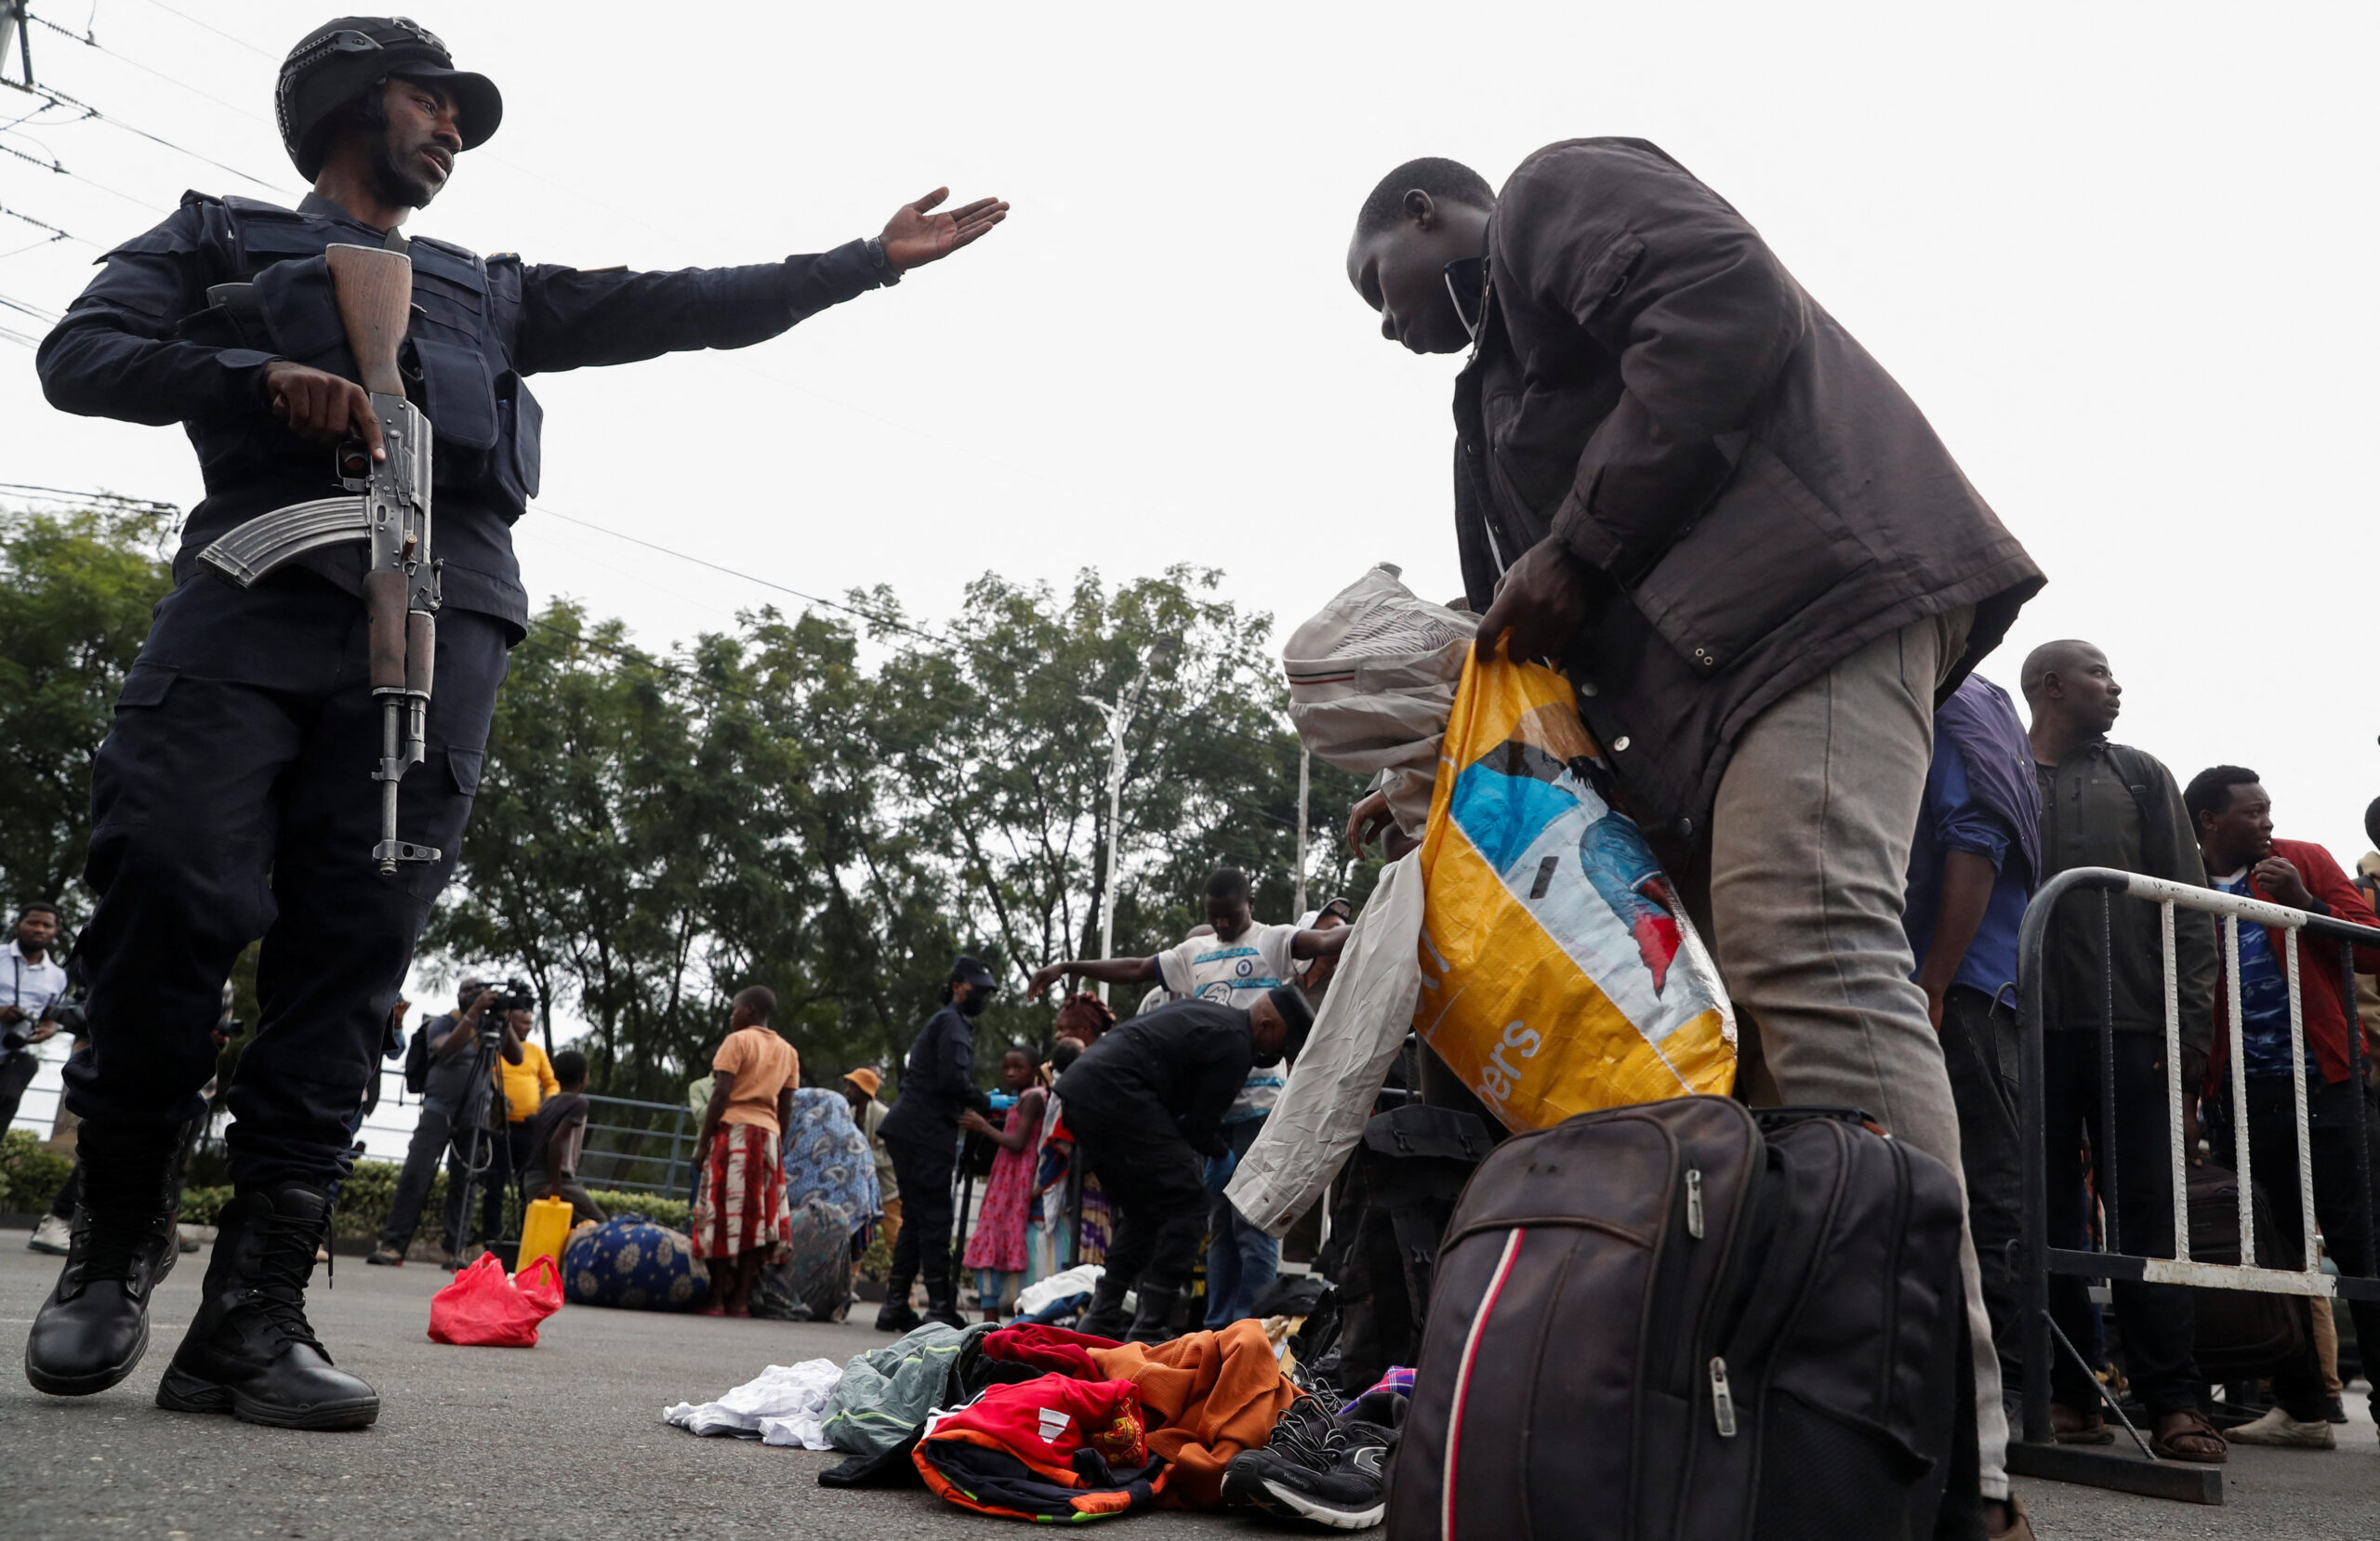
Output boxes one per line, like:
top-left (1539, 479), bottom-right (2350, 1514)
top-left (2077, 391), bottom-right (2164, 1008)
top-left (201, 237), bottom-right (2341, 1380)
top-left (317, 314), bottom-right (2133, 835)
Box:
top-left (2150, 1411), bottom-right (2229, 1464)
top-left (2051, 1403), bottom-right (2114, 1444)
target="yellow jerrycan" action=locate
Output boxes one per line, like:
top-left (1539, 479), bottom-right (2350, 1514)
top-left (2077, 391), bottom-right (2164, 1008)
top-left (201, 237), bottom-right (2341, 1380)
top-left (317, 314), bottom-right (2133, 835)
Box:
top-left (517, 1195), bottom-right (575, 1274)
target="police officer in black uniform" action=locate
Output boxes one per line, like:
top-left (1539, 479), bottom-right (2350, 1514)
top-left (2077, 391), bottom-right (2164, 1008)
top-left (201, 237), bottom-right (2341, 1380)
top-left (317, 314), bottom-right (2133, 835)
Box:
top-left (1056, 985), bottom-right (1312, 1342)
top-left (21, 17), bottom-right (1005, 1429)
top-left (876, 955), bottom-right (1000, 1332)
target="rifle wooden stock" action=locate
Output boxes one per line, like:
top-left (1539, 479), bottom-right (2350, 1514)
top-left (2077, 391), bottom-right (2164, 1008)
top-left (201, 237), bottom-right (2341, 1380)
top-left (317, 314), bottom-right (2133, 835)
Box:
top-left (324, 244), bottom-right (412, 398)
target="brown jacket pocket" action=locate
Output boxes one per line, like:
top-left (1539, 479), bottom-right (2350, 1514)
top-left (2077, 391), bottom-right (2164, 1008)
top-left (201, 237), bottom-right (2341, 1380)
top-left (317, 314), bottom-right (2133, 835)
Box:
top-left (1626, 438), bottom-right (1872, 676)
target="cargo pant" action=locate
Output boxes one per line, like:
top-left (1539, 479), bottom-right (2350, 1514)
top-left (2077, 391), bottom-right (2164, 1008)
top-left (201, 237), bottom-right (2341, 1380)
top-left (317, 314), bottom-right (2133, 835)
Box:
top-left (1704, 608), bottom-right (2013, 1505)
top-left (65, 572), bottom-right (507, 1192)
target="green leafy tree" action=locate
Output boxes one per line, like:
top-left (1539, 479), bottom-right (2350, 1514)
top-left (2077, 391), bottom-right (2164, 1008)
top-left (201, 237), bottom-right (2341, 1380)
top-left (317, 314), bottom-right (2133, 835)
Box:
top-left (0, 507), bottom-right (174, 914)
top-left (864, 566), bottom-right (1373, 1026)
top-left (428, 568), bottom-right (1375, 1108)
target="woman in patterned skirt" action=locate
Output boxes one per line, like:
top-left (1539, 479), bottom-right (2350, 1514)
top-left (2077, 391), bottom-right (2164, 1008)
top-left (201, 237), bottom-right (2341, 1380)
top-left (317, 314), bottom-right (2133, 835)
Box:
top-left (690, 987), bottom-right (799, 1315)
top-left (959, 1047), bottom-right (1048, 1320)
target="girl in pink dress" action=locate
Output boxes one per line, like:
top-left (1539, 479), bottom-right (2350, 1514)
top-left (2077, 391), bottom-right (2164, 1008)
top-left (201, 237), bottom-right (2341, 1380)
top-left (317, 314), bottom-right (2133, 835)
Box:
top-left (960, 1047), bottom-right (1047, 1320)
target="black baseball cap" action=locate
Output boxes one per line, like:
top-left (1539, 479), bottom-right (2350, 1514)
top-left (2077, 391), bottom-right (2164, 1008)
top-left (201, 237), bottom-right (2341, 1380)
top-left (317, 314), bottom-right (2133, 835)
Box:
top-left (950, 955), bottom-right (998, 992)
top-left (1266, 984), bottom-right (1316, 1061)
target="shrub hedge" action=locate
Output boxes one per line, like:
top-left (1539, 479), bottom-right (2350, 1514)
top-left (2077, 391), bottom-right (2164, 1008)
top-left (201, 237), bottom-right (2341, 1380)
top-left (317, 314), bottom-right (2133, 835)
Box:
top-left (0, 1129), bottom-right (73, 1214)
top-left (184, 1164), bottom-right (690, 1239)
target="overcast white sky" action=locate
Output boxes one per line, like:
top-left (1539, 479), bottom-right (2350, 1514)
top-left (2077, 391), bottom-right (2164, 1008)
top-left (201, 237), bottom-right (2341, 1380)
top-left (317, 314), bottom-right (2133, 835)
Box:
top-left (4, 0), bottom-right (2377, 876)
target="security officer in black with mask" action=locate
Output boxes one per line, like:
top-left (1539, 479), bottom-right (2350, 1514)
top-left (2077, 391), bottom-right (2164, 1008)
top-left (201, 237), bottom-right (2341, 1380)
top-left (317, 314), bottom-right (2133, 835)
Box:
top-left (22, 17), bottom-right (1006, 1429)
top-left (1057, 984), bottom-right (1312, 1342)
top-left (877, 955), bottom-right (1000, 1332)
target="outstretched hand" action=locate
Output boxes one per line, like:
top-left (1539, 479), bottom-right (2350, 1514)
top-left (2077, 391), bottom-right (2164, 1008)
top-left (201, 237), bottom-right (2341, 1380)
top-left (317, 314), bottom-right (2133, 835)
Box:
top-left (880, 188), bottom-right (1009, 272)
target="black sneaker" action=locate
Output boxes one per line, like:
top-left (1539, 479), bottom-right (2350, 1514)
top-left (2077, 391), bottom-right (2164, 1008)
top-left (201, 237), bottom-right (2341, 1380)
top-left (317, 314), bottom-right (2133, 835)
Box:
top-left (1221, 1390), bottom-right (1400, 1530)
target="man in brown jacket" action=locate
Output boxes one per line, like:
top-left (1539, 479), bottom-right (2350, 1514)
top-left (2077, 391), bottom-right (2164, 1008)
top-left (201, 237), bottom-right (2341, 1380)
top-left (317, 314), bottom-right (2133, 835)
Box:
top-left (1348, 142), bottom-right (2044, 1534)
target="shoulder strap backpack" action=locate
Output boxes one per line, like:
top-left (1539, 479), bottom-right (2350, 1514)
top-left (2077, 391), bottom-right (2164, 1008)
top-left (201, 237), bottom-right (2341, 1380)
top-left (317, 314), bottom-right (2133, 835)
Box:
top-left (1387, 1097), bottom-right (1965, 1541)
top-left (403, 1020), bottom-right (433, 1096)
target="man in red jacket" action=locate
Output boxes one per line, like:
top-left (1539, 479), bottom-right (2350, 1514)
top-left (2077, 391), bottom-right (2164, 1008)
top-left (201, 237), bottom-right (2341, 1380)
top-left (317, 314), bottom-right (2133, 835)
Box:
top-left (2187, 766), bottom-right (2380, 1445)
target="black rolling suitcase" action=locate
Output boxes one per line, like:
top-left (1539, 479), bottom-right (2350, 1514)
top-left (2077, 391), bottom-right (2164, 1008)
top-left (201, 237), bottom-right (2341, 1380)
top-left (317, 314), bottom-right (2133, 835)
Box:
top-left (1388, 1097), bottom-right (1966, 1541)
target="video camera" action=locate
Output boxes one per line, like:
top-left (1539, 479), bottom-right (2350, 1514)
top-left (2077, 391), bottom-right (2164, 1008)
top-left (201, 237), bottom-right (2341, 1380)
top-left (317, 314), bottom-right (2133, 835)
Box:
top-left (2, 990), bottom-right (84, 1053)
top-left (470, 980), bottom-right (536, 1049)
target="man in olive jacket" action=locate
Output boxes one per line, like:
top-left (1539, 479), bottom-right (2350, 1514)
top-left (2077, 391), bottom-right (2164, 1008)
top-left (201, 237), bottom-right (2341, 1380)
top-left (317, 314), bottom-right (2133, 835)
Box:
top-left (1347, 142), bottom-right (2044, 1529)
top-left (2024, 640), bottom-right (2221, 1462)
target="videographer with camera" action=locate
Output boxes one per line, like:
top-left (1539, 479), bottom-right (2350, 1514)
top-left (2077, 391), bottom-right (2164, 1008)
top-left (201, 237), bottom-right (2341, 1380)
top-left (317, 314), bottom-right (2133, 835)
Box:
top-left (368, 979), bottom-right (512, 1266)
top-left (0, 902), bottom-right (70, 1137)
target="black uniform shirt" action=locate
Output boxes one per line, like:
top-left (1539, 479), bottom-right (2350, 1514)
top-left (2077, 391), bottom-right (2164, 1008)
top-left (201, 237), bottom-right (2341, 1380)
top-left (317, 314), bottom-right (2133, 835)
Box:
top-left (879, 1004), bottom-right (992, 1145)
top-left (1055, 999), bottom-right (1256, 1158)
top-left (36, 190), bottom-right (888, 637)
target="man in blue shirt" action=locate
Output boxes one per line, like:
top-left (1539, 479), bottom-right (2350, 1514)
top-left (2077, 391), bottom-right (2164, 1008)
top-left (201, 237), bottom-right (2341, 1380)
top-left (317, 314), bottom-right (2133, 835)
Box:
top-left (1905, 675), bottom-right (2039, 1388)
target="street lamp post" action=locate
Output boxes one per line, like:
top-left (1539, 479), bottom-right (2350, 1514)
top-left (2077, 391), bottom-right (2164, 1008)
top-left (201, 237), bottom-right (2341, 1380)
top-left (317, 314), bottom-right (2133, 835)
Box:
top-left (1294, 748), bottom-right (1310, 920)
top-left (1079, 639), bottom-right (1177, 1003)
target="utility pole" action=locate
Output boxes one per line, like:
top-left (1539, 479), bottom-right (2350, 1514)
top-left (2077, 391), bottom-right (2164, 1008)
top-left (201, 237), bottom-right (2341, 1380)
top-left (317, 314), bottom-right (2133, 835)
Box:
top-left (1293, 748), bottom-right (1310, 919)
top-left (1079, 639), bottom-right (1178, 1004)
top-left (0, 3), bottom-right (30, 89)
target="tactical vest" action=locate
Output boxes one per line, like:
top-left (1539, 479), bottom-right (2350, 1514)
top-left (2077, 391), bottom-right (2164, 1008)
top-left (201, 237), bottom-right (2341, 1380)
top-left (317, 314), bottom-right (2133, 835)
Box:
top-left (172, 191), bottom-right (542, 521)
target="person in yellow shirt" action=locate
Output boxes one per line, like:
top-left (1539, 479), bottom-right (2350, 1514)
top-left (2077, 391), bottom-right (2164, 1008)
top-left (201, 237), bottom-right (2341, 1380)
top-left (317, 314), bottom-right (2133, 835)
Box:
top-left (490, 1005), bottom-right (558, 1230)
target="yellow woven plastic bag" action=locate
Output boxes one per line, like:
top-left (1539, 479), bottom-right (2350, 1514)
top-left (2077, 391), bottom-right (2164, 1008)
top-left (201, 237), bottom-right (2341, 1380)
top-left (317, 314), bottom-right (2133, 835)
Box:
top-left (1415, 646), bottom-right (1736, 1129)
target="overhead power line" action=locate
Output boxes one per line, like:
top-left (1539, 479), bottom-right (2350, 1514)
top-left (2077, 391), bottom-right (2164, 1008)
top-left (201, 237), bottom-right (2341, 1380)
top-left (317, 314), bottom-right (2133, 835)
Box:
top-left (0, 479), bottom-right (178, 515)
top-left (0, 198), bottom-right (85, 243)
top-left (30, 8), bottom-right (273, 126)
top-left (0, 286), bottom-right (60, 321)
top-left (537, 504), bottom-right (1305, 767)
top-left (0, 76), bottom-right (286, 191)
top-left (133, 0), bottom-right (271, 59)
top-left (0, 130), bottom-right (172, 210)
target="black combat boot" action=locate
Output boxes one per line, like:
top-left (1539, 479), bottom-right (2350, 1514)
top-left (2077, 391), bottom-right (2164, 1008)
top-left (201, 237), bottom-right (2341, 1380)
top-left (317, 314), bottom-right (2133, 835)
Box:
top-left (922, 1279), bottom-right (969, 1331)
top-left (23, 1128), bottom-right (183, 1396)
top-left (1127, 1284), bottom-right (1180, 1345)
top-left (875, 1269), bottom-right (922, 1333)
top-left (1076, 1273), bottom-right (1131, 1340)
top-left (154, 1182), bottom-right (378, 1430)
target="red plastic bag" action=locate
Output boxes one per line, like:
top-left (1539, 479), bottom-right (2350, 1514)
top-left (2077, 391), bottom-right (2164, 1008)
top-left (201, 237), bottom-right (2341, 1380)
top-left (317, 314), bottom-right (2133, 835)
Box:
top-left (515, 1252), bottom-right (562, 1313)
top-left (428, 1253), bottom-right (564, 1347)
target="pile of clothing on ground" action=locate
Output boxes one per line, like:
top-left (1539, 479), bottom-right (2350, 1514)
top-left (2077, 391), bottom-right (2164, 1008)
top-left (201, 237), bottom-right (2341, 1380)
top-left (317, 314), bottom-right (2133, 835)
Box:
top-left (663, 1311), bottom-right (1413, 1528)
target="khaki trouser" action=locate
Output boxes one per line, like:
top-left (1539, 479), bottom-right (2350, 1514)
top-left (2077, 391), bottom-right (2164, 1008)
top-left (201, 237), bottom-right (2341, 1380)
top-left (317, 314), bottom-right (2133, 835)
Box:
top-left (1707, 608), bottom-right (2011, 1503)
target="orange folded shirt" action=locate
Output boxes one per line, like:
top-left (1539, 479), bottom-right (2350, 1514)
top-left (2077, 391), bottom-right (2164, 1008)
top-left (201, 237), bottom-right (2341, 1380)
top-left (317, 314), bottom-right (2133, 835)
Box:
top-left (1086, 1318), bottom-right (1302, 1508)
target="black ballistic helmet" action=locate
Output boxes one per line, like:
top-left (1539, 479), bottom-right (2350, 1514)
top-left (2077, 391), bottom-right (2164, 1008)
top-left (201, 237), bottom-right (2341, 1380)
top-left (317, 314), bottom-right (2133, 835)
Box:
top-left (277, 16), bottom-right (502, 179)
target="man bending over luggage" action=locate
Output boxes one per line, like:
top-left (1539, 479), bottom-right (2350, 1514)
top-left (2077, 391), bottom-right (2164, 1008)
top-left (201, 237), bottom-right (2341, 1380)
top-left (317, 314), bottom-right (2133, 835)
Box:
top-left (1344, 142), bottom-right (2044, 1534)
top-left (1053, 984), bottom-right (1314, 1343)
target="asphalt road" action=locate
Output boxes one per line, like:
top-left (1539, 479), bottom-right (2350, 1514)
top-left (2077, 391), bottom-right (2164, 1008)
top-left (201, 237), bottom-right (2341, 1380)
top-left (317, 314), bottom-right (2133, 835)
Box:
top-left (0, 1240), bottom-right (2373, 1539)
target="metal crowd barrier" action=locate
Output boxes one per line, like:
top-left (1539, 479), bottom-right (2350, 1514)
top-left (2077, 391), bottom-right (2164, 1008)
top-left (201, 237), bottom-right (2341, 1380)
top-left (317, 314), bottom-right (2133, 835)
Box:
top-left (574, 1093), bottom-right (698, 1196)
top-left (2011, 865), bottom-right (2379, 1503)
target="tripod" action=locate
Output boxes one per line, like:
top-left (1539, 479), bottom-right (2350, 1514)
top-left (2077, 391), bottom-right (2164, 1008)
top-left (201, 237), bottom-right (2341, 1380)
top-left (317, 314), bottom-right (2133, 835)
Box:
top-left (446, 1027), bottom-right (516, 1266)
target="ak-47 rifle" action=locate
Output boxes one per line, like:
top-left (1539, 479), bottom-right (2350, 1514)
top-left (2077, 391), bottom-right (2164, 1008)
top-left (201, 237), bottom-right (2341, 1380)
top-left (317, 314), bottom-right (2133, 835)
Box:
top-left (199, 244), bottom-right (443, 876)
